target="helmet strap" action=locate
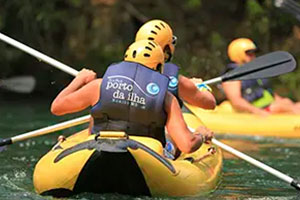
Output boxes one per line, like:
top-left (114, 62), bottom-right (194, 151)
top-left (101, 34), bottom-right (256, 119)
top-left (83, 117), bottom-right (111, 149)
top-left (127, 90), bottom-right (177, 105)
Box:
top-left (164, 46), bottom-right (173, 62)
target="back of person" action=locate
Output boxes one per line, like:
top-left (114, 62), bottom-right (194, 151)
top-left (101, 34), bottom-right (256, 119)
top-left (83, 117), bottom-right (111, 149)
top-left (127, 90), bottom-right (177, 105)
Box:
top-left (91, 61), bottom-right (169, 144)
top-left (51, 39), bottom-right (214, 155)
top-left (135, 19), bottom-right (216, 110)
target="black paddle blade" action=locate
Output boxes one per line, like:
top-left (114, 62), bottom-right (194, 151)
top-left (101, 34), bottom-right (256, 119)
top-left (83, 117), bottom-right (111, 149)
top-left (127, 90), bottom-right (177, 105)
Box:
top-left (222, 51), bottom-right (296, 82)
top-left (0, 141), bottom-right (7, 152)
top-left (0, 138), bottom-right (12, 152)
top-left (0, 145), bottom-right (7, 152)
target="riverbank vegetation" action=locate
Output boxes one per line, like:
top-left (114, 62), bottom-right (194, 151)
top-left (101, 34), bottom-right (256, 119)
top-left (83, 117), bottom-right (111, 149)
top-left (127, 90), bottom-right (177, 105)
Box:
top-left (0, 0), bottom-right (299, 101)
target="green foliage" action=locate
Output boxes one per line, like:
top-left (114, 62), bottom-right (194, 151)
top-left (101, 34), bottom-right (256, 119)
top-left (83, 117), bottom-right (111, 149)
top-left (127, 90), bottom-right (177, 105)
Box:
top-left (0, 0), bottom-right (299, 100)
top-left (247, 0), bottom-right (264, 16)
top-left (185, 0), bottom-right (202, 8)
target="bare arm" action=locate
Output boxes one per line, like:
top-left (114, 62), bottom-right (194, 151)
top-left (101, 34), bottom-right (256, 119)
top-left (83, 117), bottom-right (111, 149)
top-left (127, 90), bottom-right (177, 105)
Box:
top-left (222, 81), bottom-right (268, 115)
top-left (178, 75), bottom-right (216, 109)
top-left (164, 92), bottom-right (212, 153)
top-left (51, 69), bottom-right (101, 115)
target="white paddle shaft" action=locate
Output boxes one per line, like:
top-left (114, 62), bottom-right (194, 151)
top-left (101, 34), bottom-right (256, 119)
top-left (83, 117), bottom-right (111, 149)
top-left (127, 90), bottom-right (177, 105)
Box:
top-left (212, 138), bottom-right (294, 184)
top-left (11, 115), bottom-right (90, 143)
top-left (0, 32), bottom-right (79, 77)
top-left (202, 77), bottom-right (222, 85)
top-left (188, 127), bottom-right (297, 188)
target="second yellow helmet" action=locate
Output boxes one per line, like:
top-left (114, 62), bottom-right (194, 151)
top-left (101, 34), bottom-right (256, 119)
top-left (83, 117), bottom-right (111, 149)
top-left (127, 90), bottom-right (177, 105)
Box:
top-left (135, 19), bottom-right (175, 62)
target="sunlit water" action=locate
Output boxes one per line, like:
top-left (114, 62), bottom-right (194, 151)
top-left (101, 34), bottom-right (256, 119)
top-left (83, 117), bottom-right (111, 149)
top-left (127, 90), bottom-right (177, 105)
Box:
top-left (1, 98), bottom-right (300, 200)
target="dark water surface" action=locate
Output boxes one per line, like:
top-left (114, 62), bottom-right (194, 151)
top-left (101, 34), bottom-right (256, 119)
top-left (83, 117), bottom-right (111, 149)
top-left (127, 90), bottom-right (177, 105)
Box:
top-left (1, 99), bottom-right (300, 200)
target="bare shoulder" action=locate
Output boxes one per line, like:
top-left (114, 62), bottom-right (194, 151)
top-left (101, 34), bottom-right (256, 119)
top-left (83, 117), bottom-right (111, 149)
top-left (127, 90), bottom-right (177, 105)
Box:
top-left (164, 92), bottom-right (180, 113)
top-left (164, 91), bottom-right (174, 103)
top-left (85, 78), bottom-right (102, 90)
top-left (83, 78), bottom-right (102, 106)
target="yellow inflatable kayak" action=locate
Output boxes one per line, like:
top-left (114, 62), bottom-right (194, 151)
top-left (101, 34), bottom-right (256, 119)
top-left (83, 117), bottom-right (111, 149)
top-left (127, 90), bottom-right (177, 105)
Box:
top-left (185, 101), bottom-right (300, 138)
top-left (33, 114), bottom-right (222, 197)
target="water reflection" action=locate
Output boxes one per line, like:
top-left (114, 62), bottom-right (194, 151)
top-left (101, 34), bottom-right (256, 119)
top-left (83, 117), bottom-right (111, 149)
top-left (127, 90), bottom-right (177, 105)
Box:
top-left (1, 99), bottom-right (300, 199)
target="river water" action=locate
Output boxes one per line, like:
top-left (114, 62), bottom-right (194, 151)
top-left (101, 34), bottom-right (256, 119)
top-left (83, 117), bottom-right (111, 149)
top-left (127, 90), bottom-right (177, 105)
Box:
top-left (0, 98), bottom-right (299, 200)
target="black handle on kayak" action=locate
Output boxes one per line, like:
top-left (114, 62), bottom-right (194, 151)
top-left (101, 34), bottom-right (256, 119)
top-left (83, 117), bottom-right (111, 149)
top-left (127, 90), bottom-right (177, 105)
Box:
top-left (202, 51), bottom-right (296, 85)
top-left (127, 140), bottom-right (176, 174)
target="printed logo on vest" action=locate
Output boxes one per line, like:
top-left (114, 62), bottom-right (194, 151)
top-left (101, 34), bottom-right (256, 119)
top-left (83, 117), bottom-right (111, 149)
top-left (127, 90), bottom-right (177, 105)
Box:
top-left (106, 76), bottom-right (148, 108)
top-left (146, 83), bottom-right (160, 95)
top-left (168, 76), bottom-right (178, 90)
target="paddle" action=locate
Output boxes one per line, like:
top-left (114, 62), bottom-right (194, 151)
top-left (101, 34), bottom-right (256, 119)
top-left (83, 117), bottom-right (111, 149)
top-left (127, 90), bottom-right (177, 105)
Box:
top-left (275, 0), bottom-right (300, 22)
top-left (0, 32), bottom-right (79, 77)
top-left (0, 76), bottom-right (36, 93)
top-left (0, 32), bottom-right (296, 83)
top-left (214, 138), bottom-right (300, 190)
top-left (198, 51), bottom-right (296, 86)
top-left (187, 127), bottom-right (300, 191)
top-left (0, 115), bottom-right (90, 152)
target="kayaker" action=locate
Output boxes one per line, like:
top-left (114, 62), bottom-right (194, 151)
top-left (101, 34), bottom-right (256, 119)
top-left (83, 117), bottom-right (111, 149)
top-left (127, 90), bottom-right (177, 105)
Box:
top-left (51, 40), bottom-right (214, 153)
top-left (135, 19), bottom-right (216, 158)
top-left (222, 38), bottom-right (300, 115)
top-left (135, 19), bottom-right (216, 109)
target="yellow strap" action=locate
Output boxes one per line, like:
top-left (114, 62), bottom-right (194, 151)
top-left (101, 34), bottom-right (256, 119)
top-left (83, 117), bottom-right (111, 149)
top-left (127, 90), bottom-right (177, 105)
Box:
top-left (98, 131), bottom-right (127, 138)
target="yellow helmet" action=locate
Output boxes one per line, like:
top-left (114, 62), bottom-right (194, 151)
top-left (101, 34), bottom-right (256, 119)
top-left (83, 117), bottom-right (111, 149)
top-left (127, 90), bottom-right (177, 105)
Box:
top-left (227, 38), bottom-right (257, 64)
top-left (124, 40), bottom-right (165, 73)
top-left (135, 19), bottom-right (175, 62)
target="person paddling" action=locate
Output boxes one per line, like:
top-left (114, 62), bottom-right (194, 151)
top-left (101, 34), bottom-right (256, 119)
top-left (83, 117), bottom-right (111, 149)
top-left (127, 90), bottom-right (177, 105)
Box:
top-left (51, 40), bottom-right (213, 153)
top-left (222, 38), bottom-right (300, 115)
top-left (135, 19), bottom-right (216, 109)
